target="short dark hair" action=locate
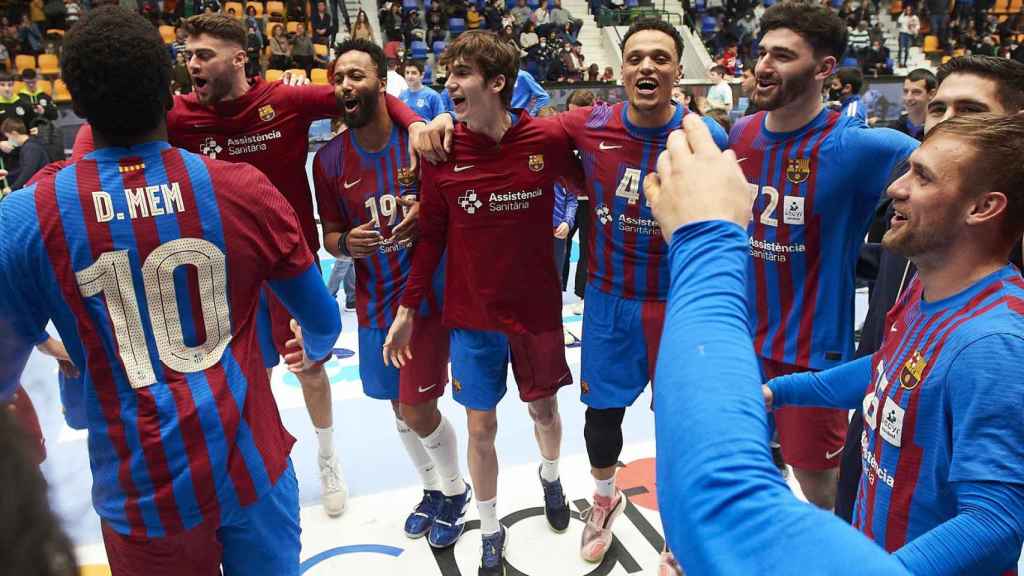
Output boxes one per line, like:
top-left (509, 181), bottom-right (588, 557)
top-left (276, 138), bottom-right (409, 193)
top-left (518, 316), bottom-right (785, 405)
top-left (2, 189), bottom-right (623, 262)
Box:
top-left (620, 17), bottom-right (684, 61)
top-left (710, 64), bottom-right (728, 76)
top-left (937, 55), bottom-right (1024, 112)
top-left (0, 72), bottom-right (12, 83)
top-left (403, 59), bottom-right (424, 74)
top-left (905, 68), bottom-right (937, 92)
top-left (183, 12), bottom-right (247, 48)
top-left (566, 88), bottom-right (596, 108)
top-left (1, 118), bottom-right (27, 135)
top-left (332, 38), bottom-right (387, 81)
top-left (62, 6), bottom-right (172, 146)
top-left (836, 67), bottom-right (863, 94)
top-left (440, 30), bottom-right (519, 108)
top-left (759, 0), bottom-right (848, 60)
top-left (20, 68), bottom-right (36, 81)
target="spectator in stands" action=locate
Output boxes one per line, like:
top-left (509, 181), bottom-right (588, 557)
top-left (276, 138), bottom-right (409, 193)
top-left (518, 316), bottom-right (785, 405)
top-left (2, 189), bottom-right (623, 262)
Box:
top-left (526, 32), bottom-right (554, 80)
top-left (830, 67), bottom-right (868, 123)
top-left (520, 20), bottom-right (539, 50)
top-left (500, 24), bottom-right (519, 47)
top-left (720, 39), bottom-right (738, 74)
top-left (705, 64), bottom-right (734, 112)
top-left (312, 1), bottom-right (337, 46)
top-left (18, 15), bottom-right (42, 54)
top-left (427, 2), bottom-right (447, 30)
top-left (245, 20), bottom-right (264, 77)
top-left (385, 58), bottom-right (407, 96)
top-left (352, 9), bottom-right (374, 41)
top-left (291, 24), bottom-right (315, 76)
top-left (587, 62), bottom-right (599, 81)
top-left (533, 0), bottom-right (553, 35)
top-left (245, 7), bottom-right (264, 44)
top-left (18, 70), bottom-right (56, 124)
top-left (887, 67), bottom-right (935, 138)
top-left (861, 38), bottom-right (892, 76)
top-left (897, 5), bottom-right (920, 68)
top-left (554, 40), bottom-right (583, 82)
top-left (43, 0), bottom-right (66, 30)
top-left (549, 0), bottom-right (582, 39)
top-left (0, 73), bottom-right (28, 126)
top-left (0, 117), bottom-right (49, 190)
top-left (466, 4), bottom-right (483, 29)
top-left (427, 23), bottom-right (445, 45)
top-left (739, 63), bottom-right (758, 115)
top-left (927, 0), bottom-right (950, 48)
top-left (402, 8), bottom-right (424, 44)
top-left (0, 18), bottom-right (17, 61)
top-left (269, 23), bottom-right (291, 69)
top-left (172, 47), bottom-right (192, 93)
top-left (601, 65), bottom-right (614, 82)
top-left (172, 25), bottom-right (188, 58)
top-left (847, 18), bottom-right (870, 57)
top-left (400, 59), bottom-right (445, 119)
top-left (512, 0), bottom-right (533, 29)
top-left (30, 0), bottom-right (46, 28)
top-left (381, 3), bottom-right (403, 42)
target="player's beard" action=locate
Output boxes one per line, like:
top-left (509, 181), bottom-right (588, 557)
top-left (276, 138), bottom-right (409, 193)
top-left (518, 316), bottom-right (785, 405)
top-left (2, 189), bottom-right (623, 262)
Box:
top-left (881, 204), bottom-right (959, 260)
top-left (197, 73), bottom-right (234, 106)
top-left (340, 89), bottom-right (378, 129)
top-left (752, 64), bottom-right (816, 111)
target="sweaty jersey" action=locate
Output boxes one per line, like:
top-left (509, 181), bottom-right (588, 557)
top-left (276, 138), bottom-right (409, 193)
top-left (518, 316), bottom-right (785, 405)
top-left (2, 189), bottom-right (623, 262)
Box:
top-left (552, 102), bottom-right (729, 301)
top-left (731, 109), bottom-right (918, 370)
top-left (401, 109), bottom-right (584, 334)
top-left (854, 268), bottom-right (1024, 557)
top-left (313, 123), bottom-right (443, 329)
top-left (0, 142), bottom-right (340, 537)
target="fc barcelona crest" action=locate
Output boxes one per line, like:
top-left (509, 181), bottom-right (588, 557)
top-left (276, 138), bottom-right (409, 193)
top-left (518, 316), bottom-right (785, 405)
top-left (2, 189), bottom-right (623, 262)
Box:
top-left (528, 154), bottom-right (545, 172)
top-left (397, 167), bottom-right (417, 187)
top-left (899, 350), bottom-right (927, 390)
top-left (786, 158), bottom-right (811, 184)
top-left (259, 104), bottom-right (276, 122)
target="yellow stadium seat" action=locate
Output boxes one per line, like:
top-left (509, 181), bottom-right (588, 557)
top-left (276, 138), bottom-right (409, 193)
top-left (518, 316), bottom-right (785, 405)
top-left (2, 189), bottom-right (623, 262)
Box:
top-left (994, 0), bottom-right (1010, 12)
top-left (38, 54), bottom-right (59, 77)
top-left (285, 68), bottom-right (307, 79)
top-left (266, 0), bottom-right (285, 17)
top-left (941, 54), bottom-right (952, 63)
top-left (54, 79), bottom-right (71, 104)
top-left (952, 47), bottom-right (965, 57)
top-left (246, 1), bottom-right (264, 15)
top-left (314, 43), bottom-right (328, 57)
top-left (37, 79), bottom-right (53, 95)
top-left (1011, 0), bottom-right (1023, 12)
top-left (923, 34), bottom-right (940, 53)
top-left (311, 67), bottom-right (328, 84)
top-left (159, 25), bottom-right (176, 44)
top-left (223, 1), bottom-right (244, 16)
top-left (286, 20), bottom-right (309, 34)
top-left (13, 81), bottom-right (25, 94)
top-left (45, 28), bottom-right (64, 36)
top-left (265, 68), bottom-right (284, 81)
top-left (15, 54), bottom-right (36, 73)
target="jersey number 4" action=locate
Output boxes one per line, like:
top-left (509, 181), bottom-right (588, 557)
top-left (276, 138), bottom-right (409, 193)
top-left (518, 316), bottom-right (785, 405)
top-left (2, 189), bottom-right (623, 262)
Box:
top-left (614, 168), bottom-right (648, 207)
top-left (76, 238), bottom-right (231, 389)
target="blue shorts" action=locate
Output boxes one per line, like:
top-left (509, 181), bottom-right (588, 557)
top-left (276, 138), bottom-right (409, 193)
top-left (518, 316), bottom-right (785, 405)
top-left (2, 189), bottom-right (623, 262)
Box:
top-left (580, 284), bottom-right (666, 409)
top-left (102, 460), bottom-right (301, 576)
top-left (357, 313), bottom-right (449, 404)
top-left (450, 328), bottom-right (571, 411)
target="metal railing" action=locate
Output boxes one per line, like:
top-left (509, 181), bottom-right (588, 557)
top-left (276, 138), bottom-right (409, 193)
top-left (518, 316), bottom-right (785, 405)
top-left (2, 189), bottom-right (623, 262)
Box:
top-left (596, 6), bottom-right (684, 27)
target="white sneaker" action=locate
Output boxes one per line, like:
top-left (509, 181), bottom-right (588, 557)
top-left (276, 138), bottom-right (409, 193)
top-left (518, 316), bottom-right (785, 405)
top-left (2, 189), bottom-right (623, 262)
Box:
top-left (319, 454), bottom-right (348, 517)
top-left (569, 301), bottom-right (584, 316)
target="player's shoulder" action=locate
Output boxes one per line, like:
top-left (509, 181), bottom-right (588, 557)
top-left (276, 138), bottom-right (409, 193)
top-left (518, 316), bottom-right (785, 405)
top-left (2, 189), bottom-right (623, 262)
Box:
top-left (312, 129), bottom-right (350, 175)
top-left (837, 117), bottom-right (918, 156)
top-left (728, 110), bottom-right (765, 146)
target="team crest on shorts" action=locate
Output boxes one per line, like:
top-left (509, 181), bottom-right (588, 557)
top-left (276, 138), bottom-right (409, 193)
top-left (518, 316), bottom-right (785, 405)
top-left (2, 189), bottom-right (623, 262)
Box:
top-left (397, 167), bottom-right (417, 187)
top-left (528, 154), bottom-right (544, 172)
top-left (259, 104), bottom-right (276, 122)
top-left (786, 158), bottom-right (810, 184)
top-left (899, 350), bottom-right (927, 390)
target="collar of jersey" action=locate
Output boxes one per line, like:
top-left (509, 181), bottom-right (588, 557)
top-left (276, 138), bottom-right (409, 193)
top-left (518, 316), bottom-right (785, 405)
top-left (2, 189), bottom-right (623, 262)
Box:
top-left (620, 101), bottom-right (683, 140)
top-left (918, 264), bottom-right (1018, 315)
top-left (759, 107), bottom-right (831, 143)
top-left (457, 108), bottom-right (526, 146)
top-left (207, 76), bottom-right (265, 115)
top-left (85, 140), bottom-right (173, 162)
top-left (350, 123), bottom-right (401, 159)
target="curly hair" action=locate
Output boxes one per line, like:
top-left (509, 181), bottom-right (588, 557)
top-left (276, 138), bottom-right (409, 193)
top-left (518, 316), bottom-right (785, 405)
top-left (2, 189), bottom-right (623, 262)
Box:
top-left (759, 1), bottom-right (848, 60)
top-left (61, 6), bottom-right (172, 146)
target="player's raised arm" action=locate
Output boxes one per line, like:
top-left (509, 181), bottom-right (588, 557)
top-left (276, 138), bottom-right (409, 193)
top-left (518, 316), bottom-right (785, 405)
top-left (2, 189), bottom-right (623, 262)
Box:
top-left (765, 354), bottom-right (873, 411)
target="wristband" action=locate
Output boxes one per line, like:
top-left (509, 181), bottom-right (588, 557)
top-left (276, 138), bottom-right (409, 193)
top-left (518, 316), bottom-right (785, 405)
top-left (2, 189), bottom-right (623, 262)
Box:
top-left (338, 231), bottom-right (352, 257)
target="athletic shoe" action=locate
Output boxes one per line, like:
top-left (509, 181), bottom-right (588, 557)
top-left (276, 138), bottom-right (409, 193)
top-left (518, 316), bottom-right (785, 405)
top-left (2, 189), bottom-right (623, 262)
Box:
top-left (404, 489), bottom-right (444, 539)
top-left (538, 466), bottom-right (570, 532)
top-left (345, 300), bottom-right (356, 312)
top-left (478, 525), bottom-right (508, 576)
top-left (429, 483), bottom-right (472, 548)
top-left (579, 490), bottom-right (626, 563)
top-left (319, 454), bottom-right (348, 517)
top-left (659, 548), bottom-right (683, 575)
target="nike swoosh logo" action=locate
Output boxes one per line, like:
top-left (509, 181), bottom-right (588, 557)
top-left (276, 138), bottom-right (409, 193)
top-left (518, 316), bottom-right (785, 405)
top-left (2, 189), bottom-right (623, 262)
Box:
top-left (417, 383), bottom-right (437, 393)
top-left (825, 448), bottom-right (843, 460)
top-left (344, 179), bottom-right (361, 189)
top-left (737, 157), bottom-right (749, 164)
top-left (599, 142), bottom-right (622, 150)
top-left (453, 164), bottom-right (475, 173)
top-left (890, 325), bottom-right (899, 332)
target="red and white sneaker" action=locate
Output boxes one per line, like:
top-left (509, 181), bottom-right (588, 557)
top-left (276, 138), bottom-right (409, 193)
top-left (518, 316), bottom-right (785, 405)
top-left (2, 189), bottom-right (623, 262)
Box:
top-left (579, 490), bottom-right (627, 563)
top-left (659, 548), bottom-right (684, 575)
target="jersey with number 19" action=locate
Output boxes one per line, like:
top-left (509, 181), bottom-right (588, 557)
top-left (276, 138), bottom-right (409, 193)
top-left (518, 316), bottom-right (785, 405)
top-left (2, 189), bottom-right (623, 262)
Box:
top-left (0, 142), bottom-right (340, 538)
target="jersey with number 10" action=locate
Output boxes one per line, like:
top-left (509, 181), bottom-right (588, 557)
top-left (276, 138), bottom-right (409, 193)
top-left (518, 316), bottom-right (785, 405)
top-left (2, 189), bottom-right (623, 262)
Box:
top-left (551, 102), bottom-right (729, 301)
top-left (730, 109), bottom-right (918, 370)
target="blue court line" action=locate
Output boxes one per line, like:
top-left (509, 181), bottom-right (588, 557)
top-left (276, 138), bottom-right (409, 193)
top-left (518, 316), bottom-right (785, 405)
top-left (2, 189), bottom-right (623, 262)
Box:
top-left (300, 544), bottom-right (404, 573)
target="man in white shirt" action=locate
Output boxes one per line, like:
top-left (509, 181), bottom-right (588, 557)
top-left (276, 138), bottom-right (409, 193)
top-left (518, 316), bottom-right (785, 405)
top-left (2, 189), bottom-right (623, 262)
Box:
top-left (706, 64), bottom-right (733, 112)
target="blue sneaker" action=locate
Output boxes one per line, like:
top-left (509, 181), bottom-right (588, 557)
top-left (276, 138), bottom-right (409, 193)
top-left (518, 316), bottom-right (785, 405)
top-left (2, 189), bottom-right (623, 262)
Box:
top-left (539, 466), bottom-right (570, 532)
top-left (404, 490), bottom-right (443, 539)
top-left (478, 525), bottom-right (508, 576)
top-left (428, 483), bottom-right (472, 548)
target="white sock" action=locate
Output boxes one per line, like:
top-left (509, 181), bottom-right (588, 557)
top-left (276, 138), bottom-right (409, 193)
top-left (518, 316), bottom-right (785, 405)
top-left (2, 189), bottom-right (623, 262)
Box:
top-left (595, 476), bottom-right (615, 499)
top-left (477, 498), bottom-right (499, 535)
top-left (315, 426), bottom-right (335, 459)
top-left (421, 417), bottom-right (464, 497)
top-left (397, 419), bottom-right (441, 491)
top-left (540, 457), bottom-right (559, 482)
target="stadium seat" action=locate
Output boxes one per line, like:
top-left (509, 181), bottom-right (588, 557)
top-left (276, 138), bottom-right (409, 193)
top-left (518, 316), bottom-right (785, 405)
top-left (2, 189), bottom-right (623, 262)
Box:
top-left (224, 1), bottom-right (244, 16)
top-left (15, 54), bottom-right (36, 73)
top-left (246, 1), bottom-right (264, 15)
top-left (923, 34), bottom-right (940, 53)
top-left (44, 28), bottom-right (64, 36)
top-left (37, 79), bottom-right (52, 96)
top-left (159, 25), bottom-right (176, 44)
top-left (314, 43), bottom-right (328, 57)
top-left (38, 54), bottom-right (59, 77)
top-left (311, 67), bottom-right (329, 84)
top-left (1011, 0), bottom-right (1022, 12)
top-left (266, 0), bottom-right (285, 17)
top-left (841, 56), bottom-right (859, 67)
top-left (54, 79), bottom-right (71, 104)
top-left (700, 14), bottom-right (716, 34)
top-left (13, 81), bottom-right (24, 94)
top-left (410, 40), bottom-right (428, 60)
top-left (286, 20), bottom-right (304, 34)
top-left (403, 0), bottom-right (418, 10)
top-left (433, 40), bottom-right (446, 56)
top-left (286, 68), bottom-right (307, 79)
top-left (265, 68), bottom-right (284, 81)
top-left (449, 17), bottom-right (466, 35)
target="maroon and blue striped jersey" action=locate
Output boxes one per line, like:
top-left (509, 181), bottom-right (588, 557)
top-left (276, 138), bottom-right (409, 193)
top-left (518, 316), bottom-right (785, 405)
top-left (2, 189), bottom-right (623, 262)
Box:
top-left (0, 142), bottom-right (340, 537)
top-left (731, 109), bottom-right (918, 370)
top-left (313, 124), bottom-right (443, 329)
top-left (855, 267), bottom-right (1024, 567)
top-left (551, 102), bottom-right (729, 301)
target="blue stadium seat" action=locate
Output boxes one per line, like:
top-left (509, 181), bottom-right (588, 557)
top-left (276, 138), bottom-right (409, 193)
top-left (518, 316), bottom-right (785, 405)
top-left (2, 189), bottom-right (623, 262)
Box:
top-left (433, 40), bottom-right (447, 56)
top-left (841, 56), bottom-right (859, 67)
top-left (423, 63), bottom-right (433, 84)
top-left (527, 0), bottom-right (539, 8)
top-left (694, 0), bottom-right (705, 11)
top-left (411, 40), bottom-right (429, 60)
top-left (403, 0), bottom-right (418, 10)
top-left (449, 17), bottom-right (466, 34)
top-left (701, 14), bottom-right (716, 34)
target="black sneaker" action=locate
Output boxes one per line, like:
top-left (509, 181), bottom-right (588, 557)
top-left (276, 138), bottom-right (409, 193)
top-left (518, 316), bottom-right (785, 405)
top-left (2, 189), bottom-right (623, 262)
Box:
top-left (478, 525), bottom-right (508, 576)
top-left (538, 465), bottom-right (570, 532)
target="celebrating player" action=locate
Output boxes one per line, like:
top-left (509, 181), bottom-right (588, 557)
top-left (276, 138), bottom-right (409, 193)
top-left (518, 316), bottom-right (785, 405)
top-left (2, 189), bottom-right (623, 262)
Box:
top-left (0, 7), bottom-right (341, 575)
top-left (383, 30), bottom-right (583, 575)
top-left (312, 39), bottom-right (470, 548)
top-left (730, 1), bottom-right (918, 509)
top-left (167, 13), bottom-right (425, 516)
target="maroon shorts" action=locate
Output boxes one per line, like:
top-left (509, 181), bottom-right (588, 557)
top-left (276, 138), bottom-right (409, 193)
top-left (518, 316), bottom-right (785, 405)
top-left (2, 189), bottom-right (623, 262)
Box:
top-left (762, 358), bottom-right (847, 471)
top-left (399, 312), bottom-right (451, 405)
top-left (7, 387), bottom-right (45, 464)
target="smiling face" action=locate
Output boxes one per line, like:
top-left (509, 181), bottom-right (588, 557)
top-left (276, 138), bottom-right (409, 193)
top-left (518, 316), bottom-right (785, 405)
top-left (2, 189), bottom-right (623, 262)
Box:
top-left (444, 57), bottom-right (506, 124)
top-left (333, 49), bottom-right (385, 129)
top-left (924, 73), bottom-right (1009, 134)
top-left (902, 77), bottom-right (933, 118)
top-left (753, 28), bottom-right (834, 111)
top-left (184, 32), bottom-right (246, 105)
top-left (621, 29), bottom-right (679, 114)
